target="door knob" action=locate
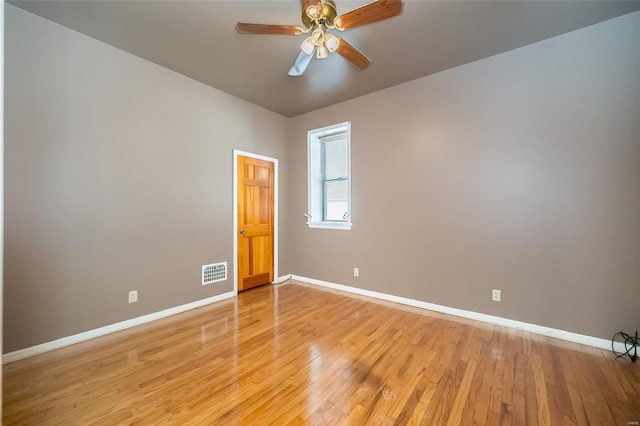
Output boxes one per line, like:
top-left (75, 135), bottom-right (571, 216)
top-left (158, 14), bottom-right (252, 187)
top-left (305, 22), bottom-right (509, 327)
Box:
top-left (239, 229), bottom-right (245, 234)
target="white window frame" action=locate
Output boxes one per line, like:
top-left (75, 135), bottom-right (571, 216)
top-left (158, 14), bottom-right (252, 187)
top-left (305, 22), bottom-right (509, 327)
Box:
top-left (307, 122), bottom-right (352, 230)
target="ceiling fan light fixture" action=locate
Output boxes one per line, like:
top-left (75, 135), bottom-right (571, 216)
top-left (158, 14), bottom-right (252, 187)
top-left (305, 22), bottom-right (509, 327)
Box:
top-left (316, 44), bottom-right (329, 59)
top-left (324, 33), bottom-right (339, 52)
top-left (306, 4), bottom-right (320, 19)
top-left (310, 28), bottom-right (325, 46)
top-left (301, 36), bottom-right (315, 55)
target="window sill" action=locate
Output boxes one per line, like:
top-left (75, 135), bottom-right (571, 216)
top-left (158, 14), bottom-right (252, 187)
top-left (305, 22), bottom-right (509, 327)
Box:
top-left (307, 221), bottom-right (352, 231)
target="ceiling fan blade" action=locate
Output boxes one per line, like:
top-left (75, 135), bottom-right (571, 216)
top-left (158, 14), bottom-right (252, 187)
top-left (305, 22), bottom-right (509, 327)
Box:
top-left (288, 49), bottom-right (315, 76)
top-left (335, 37), bottom-right (371, 71)
top-left (334, 0), bottom-right (403, 30)
top-left (236, 23), bottom-right (305, 35)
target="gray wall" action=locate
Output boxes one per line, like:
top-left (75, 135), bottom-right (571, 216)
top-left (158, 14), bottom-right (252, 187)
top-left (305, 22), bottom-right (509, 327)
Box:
top-left (288, 12), bottom-right (640, 340)
top-left (4, 5), bottom-right (290, 353)
top-left (4, 5), bottom-right (639, 353)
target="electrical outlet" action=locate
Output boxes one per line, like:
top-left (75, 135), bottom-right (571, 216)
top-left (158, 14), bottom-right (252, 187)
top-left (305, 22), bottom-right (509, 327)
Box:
top-left (129, 290), bottom-right (138, 304)
top-left (354, 268), bottom-right (359, 277)
top-left (492, 289), bottom-right (501, 302)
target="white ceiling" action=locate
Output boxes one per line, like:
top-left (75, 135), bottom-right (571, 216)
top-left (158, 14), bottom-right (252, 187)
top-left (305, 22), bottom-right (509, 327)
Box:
top-left (10, 0), bottom-right (640, 117)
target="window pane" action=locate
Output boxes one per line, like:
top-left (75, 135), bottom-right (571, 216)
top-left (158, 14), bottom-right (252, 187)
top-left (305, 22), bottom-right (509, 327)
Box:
top-left (323, 138), bottom-right (348, 180)
top-left (308, 122), bottom-right (351, 228)
top-left (325, 179), bottom-right (349, 221)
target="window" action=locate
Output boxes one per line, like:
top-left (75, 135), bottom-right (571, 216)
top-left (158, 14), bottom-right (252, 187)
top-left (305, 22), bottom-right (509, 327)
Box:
top-left (307, 122), bottom-right (351, 230)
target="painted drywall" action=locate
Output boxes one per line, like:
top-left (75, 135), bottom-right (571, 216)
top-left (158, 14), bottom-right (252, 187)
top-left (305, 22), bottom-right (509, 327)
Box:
top-left (4, 5), bottom-right (291, 353)
top-left (4, 4), bottom-right (638, 355)
top-left (288, 12), bottom-right (640, 340)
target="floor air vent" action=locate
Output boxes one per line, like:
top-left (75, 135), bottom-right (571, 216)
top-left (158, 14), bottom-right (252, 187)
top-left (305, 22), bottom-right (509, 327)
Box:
top-left (202, 262), bottom-right (227, 285)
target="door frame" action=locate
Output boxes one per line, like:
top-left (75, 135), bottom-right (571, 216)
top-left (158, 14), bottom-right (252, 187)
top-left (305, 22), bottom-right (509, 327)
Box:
top-left (233, 150), bottom-right (278, 294)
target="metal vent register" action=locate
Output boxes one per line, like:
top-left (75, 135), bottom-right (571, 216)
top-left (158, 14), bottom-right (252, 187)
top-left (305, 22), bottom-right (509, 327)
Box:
top-left (202, 262), bottom-right (227, 285)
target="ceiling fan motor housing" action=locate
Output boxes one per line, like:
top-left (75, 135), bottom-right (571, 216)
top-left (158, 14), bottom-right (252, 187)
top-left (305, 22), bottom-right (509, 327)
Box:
top-left (302, 0), bottom-right (338, 28)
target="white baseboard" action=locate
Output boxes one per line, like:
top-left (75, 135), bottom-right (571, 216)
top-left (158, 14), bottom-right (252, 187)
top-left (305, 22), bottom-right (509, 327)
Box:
top-left (3, 291), bottom-right (236, 364)
top-left (291, 275), bottom-right (629, 353)
top-left (273, 274), bottom-right (292, 284)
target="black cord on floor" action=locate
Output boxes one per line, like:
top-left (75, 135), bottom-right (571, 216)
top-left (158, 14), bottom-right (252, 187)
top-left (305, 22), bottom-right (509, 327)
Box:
top-left (612, 330), bottom-right (638, 361)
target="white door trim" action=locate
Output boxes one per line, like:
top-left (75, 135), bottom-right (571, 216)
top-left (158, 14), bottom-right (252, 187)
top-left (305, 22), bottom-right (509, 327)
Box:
top-left (233, 150), bottom-right (279, 294)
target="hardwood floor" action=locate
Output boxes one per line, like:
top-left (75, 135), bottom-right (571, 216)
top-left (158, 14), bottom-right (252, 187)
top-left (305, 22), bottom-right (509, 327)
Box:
top-left (3, 281), bottom-right (640, 425)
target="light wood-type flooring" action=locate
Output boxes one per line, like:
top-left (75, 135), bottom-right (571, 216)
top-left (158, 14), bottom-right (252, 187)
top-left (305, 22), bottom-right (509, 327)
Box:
top-left (3, 282), bottom-right (640, 424)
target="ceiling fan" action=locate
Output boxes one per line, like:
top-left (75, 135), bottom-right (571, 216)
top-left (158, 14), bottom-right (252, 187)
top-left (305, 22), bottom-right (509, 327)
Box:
top-left (236, 0), bottom-right (403, 76)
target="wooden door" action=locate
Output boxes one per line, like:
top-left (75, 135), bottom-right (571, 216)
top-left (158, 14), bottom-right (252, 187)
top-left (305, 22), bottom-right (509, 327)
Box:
top-left (237, 155), bottom-right (274, 291)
